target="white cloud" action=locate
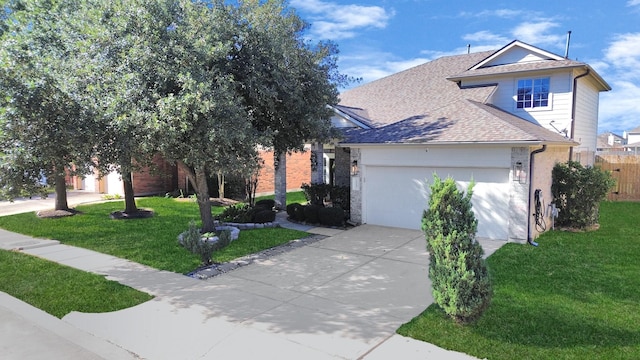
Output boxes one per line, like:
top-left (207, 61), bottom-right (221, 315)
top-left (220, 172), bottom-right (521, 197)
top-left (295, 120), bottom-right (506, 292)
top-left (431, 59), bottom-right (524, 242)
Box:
top-left (459, 9), bottom-right (527, 19)
top-left (339, 53), bottom-right (430, 86)
top-left (599, 82), bottom-right (640, 132)
top-left (604, 33), bottom-right (640, 71)
top-left (627, 0), bottom-right (640, 6)
top-left (598, 32), bottom-right (640, 132)
top-left (511, 21), bottom-right (565, 48)
top-left (462, 31), bottom-right (510, 44)
top-left (290, 0), bottom-right (393, 40)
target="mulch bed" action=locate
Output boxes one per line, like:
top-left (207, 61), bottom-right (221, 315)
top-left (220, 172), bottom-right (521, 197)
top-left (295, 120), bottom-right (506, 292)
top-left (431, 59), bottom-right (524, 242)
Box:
top-left (36, 208), bottom-right (81, 218)
top-left (110, 209), bottom-right (155, 220)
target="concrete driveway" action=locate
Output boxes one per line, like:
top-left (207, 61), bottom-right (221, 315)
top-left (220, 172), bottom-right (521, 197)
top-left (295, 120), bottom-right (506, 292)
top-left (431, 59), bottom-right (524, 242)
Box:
top-left (2, 212), bottom-right (499, 359)
top-left (61, 225), bottom-right (439, 359)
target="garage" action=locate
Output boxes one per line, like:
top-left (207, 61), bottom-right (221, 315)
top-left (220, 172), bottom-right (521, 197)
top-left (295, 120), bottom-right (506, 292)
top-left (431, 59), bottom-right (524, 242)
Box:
top-left (362, 165), bottom-right (510, 240)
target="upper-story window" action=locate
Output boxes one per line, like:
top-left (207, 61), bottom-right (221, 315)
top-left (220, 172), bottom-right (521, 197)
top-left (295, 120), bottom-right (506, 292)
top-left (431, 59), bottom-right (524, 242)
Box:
top-left (516, 77), bottom-right (550, 109)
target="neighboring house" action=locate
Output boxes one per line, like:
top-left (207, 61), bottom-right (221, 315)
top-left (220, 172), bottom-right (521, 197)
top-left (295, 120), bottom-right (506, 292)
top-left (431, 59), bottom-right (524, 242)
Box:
top-left (72, 150), bottom-right (311, 197)
top-left (597, 131), bottom-right (626, 153)
top-left (625, 125), bottom-right (640, 145)
top-left (312, 40), bottom-right (610, 243)
top-left (624, 126), bottom-right (640, 154)
top-left (596, 127), bottom-right (640, 154)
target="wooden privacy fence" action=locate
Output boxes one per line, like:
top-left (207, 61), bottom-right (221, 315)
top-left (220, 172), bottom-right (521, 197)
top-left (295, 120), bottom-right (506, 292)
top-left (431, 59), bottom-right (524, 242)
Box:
top-left (595, 154), bottom-right (640, 201)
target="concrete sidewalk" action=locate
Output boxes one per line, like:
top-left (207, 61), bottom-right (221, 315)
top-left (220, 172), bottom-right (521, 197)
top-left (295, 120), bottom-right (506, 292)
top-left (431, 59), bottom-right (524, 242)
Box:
top-left (0, 190), bottom-right (106, 217)
top-left (0, 210), bottom-right (496, 359)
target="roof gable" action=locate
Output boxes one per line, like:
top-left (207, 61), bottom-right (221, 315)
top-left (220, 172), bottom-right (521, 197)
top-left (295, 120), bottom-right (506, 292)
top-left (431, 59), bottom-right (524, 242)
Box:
top-left (470, 40), bottom-right (565, 70)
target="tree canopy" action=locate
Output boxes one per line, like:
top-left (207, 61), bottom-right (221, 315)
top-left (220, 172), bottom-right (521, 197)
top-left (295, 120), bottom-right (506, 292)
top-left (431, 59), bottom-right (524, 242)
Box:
top-left (0, 0), bottom-right (100, 209)
top-left (0, 0), bottom-right (345, 230)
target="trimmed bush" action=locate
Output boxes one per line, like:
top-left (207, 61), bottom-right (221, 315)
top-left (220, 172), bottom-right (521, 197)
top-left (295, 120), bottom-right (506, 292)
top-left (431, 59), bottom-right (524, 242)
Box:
top-left (286, 203), bottom-right (305, 222)
top-left (303, 204), bottom-right (322, 224)
top-left (255, 199), bottom-right (275, 210)
top-left (551, 161), bottom-right (615, 229)
top-left (329, 185), bottom-right (350, 210)
top-left (301, 183), bottom-right (350, 210)
top-left (318, 206), bottom-right (345, 227)
top-left (293, 205), bottom-right (306, 222)
top-left (422, 175), bottom-right (492, 324)
top-left (302, 183), bottom-right (330, 205)
top-left (252, 209), bottom-right (276, 223)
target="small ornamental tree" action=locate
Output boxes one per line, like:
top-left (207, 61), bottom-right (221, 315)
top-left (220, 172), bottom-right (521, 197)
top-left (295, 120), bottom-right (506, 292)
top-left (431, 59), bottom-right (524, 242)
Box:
top-left (422, 175), bottom-right (492, 324)
top-left (551, 161), bottom-right (615, 229)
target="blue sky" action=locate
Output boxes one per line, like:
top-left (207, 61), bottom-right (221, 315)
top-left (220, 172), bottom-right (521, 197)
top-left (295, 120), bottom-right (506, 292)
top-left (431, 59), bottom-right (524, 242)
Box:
top-left (289, 0), bottom-right (640, 134)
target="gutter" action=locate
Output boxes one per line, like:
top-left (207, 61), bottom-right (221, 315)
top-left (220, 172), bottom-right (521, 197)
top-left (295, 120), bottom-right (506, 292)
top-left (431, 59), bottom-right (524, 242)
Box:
top-left (339, 140), bottom-right (573, 148)
top-left (527, 145), bottom-right (547, 246)
top-left (569, 68), bottom-right (591, 161)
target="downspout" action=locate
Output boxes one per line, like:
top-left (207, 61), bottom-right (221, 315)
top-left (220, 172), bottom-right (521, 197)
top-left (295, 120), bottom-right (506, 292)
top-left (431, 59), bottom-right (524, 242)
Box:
top-left (569, 68), bottom-right (590, 161)
top-left (527, 145), bottom-right (547, 246)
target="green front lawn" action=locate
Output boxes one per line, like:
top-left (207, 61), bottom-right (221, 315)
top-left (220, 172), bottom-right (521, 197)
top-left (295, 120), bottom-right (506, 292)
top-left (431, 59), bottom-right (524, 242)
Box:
top-left (0, 249), bottom-right (153, 318)
top-left (0, 195), bottom-right (309, 274)
top-left (398, 201), bottom-right (640, 359)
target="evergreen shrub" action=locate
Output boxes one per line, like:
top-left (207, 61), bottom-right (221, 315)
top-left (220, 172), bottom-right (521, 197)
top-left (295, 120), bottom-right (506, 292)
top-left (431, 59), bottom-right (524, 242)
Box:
top-left (180, 221), bottom-right (230, 265)
top-left (318, 206), bottom-right (345, 227)
top-left (551, 161), bottom-right (615, 229)
top-left (252, 209), bottom-right (276, 223)
top-left (422, 175), bottom-right (492, 324)
top-left (304, 204), bottom-right (322, 224)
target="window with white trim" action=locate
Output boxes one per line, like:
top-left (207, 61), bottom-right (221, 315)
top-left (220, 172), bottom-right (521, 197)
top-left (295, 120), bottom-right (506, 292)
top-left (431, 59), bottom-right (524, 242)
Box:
top-left (516, 77), bottom-right (550, 109)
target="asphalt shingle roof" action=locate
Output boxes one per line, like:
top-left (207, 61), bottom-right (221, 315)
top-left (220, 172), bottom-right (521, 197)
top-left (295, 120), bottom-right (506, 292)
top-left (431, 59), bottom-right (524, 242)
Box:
top-left (337, 49), bottom-right (578, 146)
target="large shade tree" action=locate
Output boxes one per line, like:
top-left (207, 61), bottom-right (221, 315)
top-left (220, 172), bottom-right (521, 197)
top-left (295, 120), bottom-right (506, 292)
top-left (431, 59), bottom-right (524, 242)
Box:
top-left (77, 0), bottom-right (180, 215)
top-left (111, 0), bottom-right (260, 232)
top-left (0, 0), bottom-right (100, 210)
top-left (229, 0), bottom-right (344, 208)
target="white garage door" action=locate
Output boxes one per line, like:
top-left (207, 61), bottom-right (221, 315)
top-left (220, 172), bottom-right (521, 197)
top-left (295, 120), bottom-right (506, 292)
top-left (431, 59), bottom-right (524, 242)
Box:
top-left (363, 166), bottom-right (510, 240)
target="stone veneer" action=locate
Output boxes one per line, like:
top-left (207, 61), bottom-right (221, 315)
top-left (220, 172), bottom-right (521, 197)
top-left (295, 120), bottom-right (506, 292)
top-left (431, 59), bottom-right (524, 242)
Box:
top-left (349, 148), bottom-right (362, 224)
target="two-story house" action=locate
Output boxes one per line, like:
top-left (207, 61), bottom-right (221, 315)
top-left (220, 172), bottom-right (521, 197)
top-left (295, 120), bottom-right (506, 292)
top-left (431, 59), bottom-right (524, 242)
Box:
top-left (313, 40), bottom-right (610, 243)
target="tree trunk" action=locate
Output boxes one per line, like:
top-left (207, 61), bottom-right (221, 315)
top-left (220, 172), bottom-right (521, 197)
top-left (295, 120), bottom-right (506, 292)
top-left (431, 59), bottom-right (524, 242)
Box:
top-left (274, 151), bottom-right (287, 210)
top-left (177, 161), bottom-right (215, 232)
top-left (122, 170), bottom-right (138, 214)
top-left (54, 173), bottom-right (69, 211)
top-left (217, 171), bottom-right (225, 199)
top-left (195, 167), bottom-right (215, 233)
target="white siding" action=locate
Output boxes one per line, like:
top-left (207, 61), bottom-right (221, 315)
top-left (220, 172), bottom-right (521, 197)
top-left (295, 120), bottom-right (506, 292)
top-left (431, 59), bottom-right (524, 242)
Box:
top-left (463, 71), bottom-right (573, 134)
top-left (482, 47), bottom-right (552, 67)
top-left (572, 72), bottom-right (601, 155)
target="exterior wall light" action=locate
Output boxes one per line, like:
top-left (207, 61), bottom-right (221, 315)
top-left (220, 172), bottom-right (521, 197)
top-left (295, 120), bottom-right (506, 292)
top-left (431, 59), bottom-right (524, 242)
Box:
top-left (351, 160), bottom-right (359, 176)
top-left (513, 161), bottom-right (526, 184)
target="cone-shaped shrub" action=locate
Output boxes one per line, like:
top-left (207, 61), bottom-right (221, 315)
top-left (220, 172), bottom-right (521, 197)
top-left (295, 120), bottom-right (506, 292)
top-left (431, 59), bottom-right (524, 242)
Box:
top-left (422, 175), bottom-right (492, 323)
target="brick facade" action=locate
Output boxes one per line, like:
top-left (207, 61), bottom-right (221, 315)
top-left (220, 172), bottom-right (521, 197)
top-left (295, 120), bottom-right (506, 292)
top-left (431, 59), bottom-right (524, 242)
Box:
top-left (255, 149), bottom-right (311, 195)
top-left (131, 155), bottom-right (177, 196)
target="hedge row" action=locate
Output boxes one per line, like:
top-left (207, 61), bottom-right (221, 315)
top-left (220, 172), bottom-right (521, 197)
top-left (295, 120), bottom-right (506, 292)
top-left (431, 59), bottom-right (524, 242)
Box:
top-left (286, 203), bottom-right (346, 227)
top-left (217, 199), bottom-right (276, 223)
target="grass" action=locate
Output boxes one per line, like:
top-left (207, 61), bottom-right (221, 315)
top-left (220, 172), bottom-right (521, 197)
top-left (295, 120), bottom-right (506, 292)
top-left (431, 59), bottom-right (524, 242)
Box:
top-left (397, 201), bottom-right (640, 359)
top-left (0, 249), bottom-right (153, 318)
top-left (0, 194), bottom-right (309, 274)
top-left (255, 191), bottom-right (308, 205)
